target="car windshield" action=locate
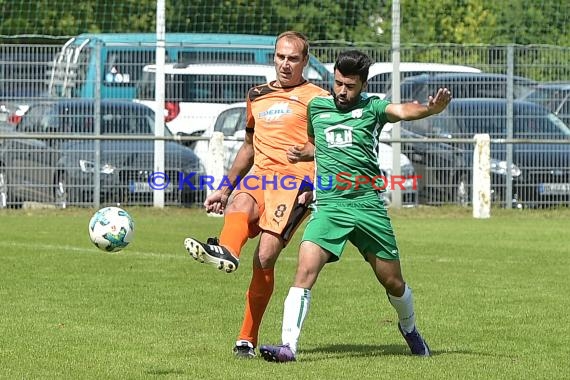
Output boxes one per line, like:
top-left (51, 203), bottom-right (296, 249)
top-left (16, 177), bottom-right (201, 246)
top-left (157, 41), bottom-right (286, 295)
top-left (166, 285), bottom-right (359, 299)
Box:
top-left (100, 111), bottom-right (159, 135)
top-left (368, 70), bottom-right (471, 96)
top-left (213, 107), bottom-right (246, 136)
top-left (545, 113), bottom-right (570, 137)
top-left (392, 75), bottom-right (536, 102)
top-left (22, 103), bottom-right (166, 136)
top-left (525, 87), bottom-right (570, 113)
top-left (458, 112), bottom-right (570, 140)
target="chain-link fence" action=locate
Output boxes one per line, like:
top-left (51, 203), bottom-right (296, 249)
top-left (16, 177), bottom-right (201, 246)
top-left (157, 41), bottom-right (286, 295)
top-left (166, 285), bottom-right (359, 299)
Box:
top-left (1, 41), bottom-right (569, 209)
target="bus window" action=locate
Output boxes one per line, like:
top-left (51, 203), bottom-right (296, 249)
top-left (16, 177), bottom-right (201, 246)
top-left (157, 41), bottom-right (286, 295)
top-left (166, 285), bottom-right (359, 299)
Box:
top-left (104, 50), bottom-right (159, 85)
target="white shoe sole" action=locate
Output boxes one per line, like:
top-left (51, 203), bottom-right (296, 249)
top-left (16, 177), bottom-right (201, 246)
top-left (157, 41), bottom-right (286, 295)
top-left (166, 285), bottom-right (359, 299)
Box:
top-left (184, 238), bottom-right (238, 273)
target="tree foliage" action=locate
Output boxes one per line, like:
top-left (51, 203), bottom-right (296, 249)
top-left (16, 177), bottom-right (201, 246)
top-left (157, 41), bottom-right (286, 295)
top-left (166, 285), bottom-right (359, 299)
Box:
top-left (0, 0), bottom-right (567, 46)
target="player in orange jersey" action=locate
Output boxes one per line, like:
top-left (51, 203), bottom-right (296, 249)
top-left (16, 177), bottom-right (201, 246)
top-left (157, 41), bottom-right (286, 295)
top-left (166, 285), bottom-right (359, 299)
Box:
top-left (184, 31), bottom-right (329, 358)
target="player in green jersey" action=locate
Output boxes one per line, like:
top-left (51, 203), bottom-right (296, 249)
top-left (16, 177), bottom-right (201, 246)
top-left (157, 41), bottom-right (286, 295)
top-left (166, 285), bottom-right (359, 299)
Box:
top-left (260, 50), bottom-right (452, 362)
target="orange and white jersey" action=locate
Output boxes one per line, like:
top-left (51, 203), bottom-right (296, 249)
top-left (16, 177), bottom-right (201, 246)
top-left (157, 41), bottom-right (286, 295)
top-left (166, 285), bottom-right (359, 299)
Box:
top-left (246, 81), bottom-right (328, 180)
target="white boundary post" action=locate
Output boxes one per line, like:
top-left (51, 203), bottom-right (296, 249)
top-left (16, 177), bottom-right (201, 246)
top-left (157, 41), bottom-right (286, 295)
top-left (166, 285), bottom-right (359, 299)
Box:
top-left (473, 134), bottom-right (491, 219)
top-left (207, 132), bottom-right (225, 217)
top-left (390, 0), bottom-right (402, 208)
top-left (153, 0), bottom-right (166, 208)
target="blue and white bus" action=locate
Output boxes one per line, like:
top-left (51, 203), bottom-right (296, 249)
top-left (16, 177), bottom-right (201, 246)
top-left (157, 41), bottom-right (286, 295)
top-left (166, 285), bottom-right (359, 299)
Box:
top-left (47, 33), bottom-right (332, 99)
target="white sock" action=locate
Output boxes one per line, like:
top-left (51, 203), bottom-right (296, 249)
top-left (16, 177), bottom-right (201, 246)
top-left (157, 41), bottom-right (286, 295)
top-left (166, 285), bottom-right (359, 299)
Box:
top-left (387, 284), bottom-right (416, 333)
top-left (281, 286), bottom-right (311, 355)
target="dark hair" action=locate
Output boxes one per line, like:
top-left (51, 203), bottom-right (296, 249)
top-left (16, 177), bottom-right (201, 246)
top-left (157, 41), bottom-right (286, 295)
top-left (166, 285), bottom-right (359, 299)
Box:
top-left (275, 31), bottom-right (310, 57)
top-left (334, 50), bottom-right (373, 83)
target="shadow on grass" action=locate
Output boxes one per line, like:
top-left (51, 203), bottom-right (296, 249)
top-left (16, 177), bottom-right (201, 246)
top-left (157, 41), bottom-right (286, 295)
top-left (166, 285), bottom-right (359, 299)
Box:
top-left (299, 343), bottom-right (473, 361)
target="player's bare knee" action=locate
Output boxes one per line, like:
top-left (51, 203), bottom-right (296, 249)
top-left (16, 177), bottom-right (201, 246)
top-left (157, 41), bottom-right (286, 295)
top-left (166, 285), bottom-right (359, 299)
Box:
top-left (256, 251), bottom-right (280, 268)
top-left (225, 193), bottom-right (257, 217)
top-left (293, 267), bottom-right (319, 289)
top-left (383, 277), bottom-right (406, 297)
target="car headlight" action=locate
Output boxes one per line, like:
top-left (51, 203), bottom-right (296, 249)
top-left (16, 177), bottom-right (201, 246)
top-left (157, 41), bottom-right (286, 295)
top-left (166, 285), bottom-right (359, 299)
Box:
top-left (490, 159), bottom-right (521, 177)
top-left (79, 159), bottom-right (116, 174)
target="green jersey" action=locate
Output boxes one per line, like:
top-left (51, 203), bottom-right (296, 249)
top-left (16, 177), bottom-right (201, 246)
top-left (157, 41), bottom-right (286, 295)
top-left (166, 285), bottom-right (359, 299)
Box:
top-left (307, 94), bottom-right (391, 202)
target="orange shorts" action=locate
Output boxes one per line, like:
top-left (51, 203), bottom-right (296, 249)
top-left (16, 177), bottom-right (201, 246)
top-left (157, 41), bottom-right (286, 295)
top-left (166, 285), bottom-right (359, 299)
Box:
top-left (233, 173), bottom-right (313, 244)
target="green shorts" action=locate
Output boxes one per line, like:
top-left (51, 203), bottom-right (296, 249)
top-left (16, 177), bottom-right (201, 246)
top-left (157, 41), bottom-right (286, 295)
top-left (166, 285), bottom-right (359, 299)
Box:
top-left (301, 199), bottom-right (399, 262)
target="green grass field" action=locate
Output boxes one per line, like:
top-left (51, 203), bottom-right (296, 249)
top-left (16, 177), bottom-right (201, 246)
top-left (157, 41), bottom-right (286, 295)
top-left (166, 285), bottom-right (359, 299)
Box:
top-left (1, 206), bottom-right (569, 379)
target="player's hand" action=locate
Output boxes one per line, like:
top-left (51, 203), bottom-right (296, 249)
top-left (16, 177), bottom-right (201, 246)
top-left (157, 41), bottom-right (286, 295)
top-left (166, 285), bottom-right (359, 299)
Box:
top-left (427, 87), bottom-right (452, 115)
top-left (204, 191), bottom-right (229, 214)
top-left (297, 190), bottom-right (314, 206)
top-left (287, 143), bottom-right (314, 163)
top-left (287, 145), bottom-right (304, 163)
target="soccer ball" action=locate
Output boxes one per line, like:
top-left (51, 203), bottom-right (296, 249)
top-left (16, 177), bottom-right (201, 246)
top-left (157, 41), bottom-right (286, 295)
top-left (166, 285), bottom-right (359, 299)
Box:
top-left (88, 206), bottom-right (135, 252)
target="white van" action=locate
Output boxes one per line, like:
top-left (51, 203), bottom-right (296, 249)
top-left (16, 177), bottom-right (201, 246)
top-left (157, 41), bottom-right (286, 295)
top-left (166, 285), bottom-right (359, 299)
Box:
top-left (325, 62), bottom-right (481, 99)
top-left (135, 63), bottom-right (276, 136)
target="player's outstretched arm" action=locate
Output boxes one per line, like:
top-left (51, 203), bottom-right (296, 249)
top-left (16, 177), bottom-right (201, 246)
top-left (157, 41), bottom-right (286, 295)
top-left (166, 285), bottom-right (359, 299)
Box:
top-left (385, 88), bottom-right (452, 123)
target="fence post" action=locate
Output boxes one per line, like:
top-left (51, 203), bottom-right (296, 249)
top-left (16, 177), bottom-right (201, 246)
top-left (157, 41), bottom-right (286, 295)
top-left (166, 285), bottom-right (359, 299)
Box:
top-left (472, 134), bottom-right (491, 219)
top-left (153, 0), bottom-right (166, 209)
top-left (206, 132), bottom-right (225, 217)
top-left (390, 0), bottom-right (402, 209)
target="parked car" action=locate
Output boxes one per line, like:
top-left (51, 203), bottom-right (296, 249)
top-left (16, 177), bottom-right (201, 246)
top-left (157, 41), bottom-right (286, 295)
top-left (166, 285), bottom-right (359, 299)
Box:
top-left (389, 98), bottom-right (570, 207)
top-left (0, 99), bottom-right (204, 208)
top-left (0, 101), bottom-right (29, 127)
top-left (521, 81), bottom-right (570, 126)
top-left (194, 102), bottom-right (419, 207)
top-left (325, 62), bottom-right (482, 99)
top-left (385, 72), bottom-right (537, 102)
top-left (135, 62), bottom-right (276, 139)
